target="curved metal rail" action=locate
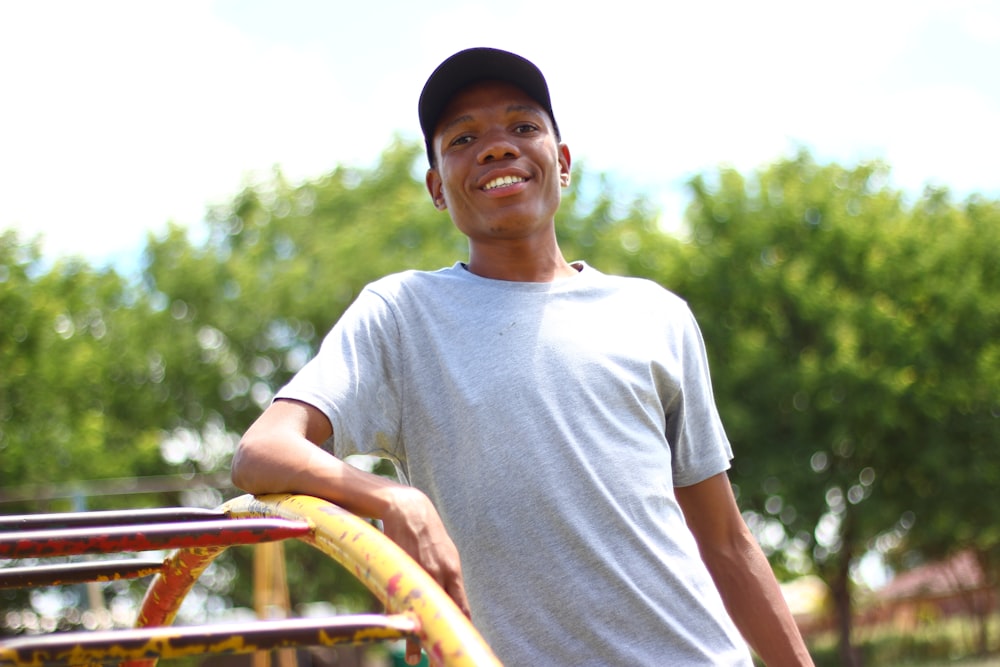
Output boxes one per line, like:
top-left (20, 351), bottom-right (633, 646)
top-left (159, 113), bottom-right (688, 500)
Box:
top-left (220, 494), bottom-right (501, 667)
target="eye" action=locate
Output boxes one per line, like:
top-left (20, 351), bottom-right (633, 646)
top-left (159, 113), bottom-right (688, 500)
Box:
top-left (449, 134), bottom-right (474, 147)
top-left (513, 123), bottom-right (539, 134)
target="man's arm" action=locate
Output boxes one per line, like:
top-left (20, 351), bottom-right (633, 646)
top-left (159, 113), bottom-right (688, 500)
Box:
top-left (231, 398), bottom-right (470, 619)
top-left (676, 472), bottom-right (814, 667)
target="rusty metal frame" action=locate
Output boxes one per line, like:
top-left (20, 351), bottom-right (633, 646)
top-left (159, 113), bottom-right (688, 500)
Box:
top-left (0, 560), bottom-right (166, 589)
top-left (0, 616), bottom-right (420, 666)
top-left (0, 519), bottom-right (312, 559)
top-left (0, 494), bottom-right (501, 667)
top-left (221, 494), bottom-right (500, 667)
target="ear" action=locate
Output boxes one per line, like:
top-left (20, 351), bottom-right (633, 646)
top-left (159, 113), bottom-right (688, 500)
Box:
top-left (558, 143), bottom-right (572, 188)
top-left (425, 168), bottom-right (447, 210)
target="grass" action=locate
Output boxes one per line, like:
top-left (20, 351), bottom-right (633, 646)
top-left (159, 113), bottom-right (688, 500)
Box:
top-left (805, 613), bottom-right (1000, 667)
top-left (899, 659), bottom-right (1000, 667)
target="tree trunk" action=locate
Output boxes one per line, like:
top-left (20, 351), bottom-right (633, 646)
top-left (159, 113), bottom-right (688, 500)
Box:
top-left (971, 548), bottom-right (995, 656)
top-left (831, 512), bottom-right (861, 667)
top-left (831, 564), bottom-right (860, 667)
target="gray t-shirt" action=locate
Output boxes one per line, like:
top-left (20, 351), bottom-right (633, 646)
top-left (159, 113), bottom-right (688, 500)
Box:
top-left (276, 262), bottom-right (753, 665)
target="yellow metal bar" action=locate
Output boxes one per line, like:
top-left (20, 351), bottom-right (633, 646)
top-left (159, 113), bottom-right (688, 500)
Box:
top-left (222, 494), bottom-right (502, 667)
top-left (0, 615), bottom-right (417, 667)
top-left (132, 545), bottom-right (226, 631)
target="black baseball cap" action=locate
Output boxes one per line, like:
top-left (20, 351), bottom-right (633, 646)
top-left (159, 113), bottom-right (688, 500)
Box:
top-left (418, 47), bottom-right (560, 166)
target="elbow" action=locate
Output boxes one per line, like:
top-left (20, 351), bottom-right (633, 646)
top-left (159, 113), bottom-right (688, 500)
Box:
top-left (230, 433), bottom-right (265, 494)
top-left (229, 400), bottom-right (327, 497)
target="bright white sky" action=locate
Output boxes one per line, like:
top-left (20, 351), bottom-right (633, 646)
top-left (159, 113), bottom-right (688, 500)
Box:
top-left (2, 0), bottom-right (999, 268)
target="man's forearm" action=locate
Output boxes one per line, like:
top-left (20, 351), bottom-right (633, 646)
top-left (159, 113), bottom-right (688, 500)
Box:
top-left (232, 400), bottom-right (472, 622)
top-left (231, 400), bottom-right (406, 520)
top-left (705, 534), bottom-right (814, 666)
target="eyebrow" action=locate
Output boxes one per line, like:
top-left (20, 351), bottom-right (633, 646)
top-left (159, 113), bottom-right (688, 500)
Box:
top-left (439, 104), bottom-right (546, 135)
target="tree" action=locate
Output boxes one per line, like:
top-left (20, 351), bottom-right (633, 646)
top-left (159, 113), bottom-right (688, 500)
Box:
top-left (877, 190), bottom-right (1000, 655)
top-left (0, 232), bottom-right (180, 512)
top-left (0, 231), bottom-right (210, 635)
top-left (140, 140), bottom-right (467, 433)
top-left (662, 151), bottom-right (1000, 664)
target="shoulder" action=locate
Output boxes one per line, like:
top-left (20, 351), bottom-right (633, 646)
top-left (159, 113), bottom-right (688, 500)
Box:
top-left (363, 263), bottom-right (467, 300)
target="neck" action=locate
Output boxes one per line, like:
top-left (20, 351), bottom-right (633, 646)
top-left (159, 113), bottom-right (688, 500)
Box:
top-left (465, 239), bottom-right (578, 282)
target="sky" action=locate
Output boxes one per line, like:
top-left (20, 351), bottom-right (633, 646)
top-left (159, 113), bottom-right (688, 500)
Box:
top-left (2, 0), bottom-right (999, 268)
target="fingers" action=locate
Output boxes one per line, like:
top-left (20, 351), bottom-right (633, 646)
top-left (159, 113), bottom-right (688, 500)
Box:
top-left (381, 487), bottom-right (471, 613)
top-left (418, 549), bottom-right (469, 617)
top-left (379, 486), bottom-right (471, 665)
top-left (445, 575), bottom-right (472, 619)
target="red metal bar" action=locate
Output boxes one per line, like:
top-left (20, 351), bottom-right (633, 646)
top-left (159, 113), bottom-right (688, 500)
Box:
top-left (0, 518), bottom-right (311, 559)
top-left (0, 508), bottom-right (227, 532)
top-left (0, 614), bottom-right (419, 667)
top-left (0, 559), bottom-right (166, 589)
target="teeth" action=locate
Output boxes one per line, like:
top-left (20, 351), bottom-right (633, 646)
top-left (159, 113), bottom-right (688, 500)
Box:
top-left (483, 175), bottom-right (525, 190)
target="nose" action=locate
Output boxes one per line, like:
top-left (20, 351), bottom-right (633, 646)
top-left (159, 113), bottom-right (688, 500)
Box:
top-left (477, 129), bottom-right (519, 164)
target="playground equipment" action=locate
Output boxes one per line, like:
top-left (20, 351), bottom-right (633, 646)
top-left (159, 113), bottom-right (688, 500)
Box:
top-left (0, 494), bottom-right (501, 667)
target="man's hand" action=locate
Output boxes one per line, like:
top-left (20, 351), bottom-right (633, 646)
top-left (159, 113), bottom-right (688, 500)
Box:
top-left (381, 485), bottom-right (470, 665)
top-left (233, 400), bottom-right (471, 665)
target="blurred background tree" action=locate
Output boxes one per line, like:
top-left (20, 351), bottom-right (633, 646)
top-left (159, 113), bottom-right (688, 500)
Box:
top-left (2, 142), bottom-right (998, 664)
top-left (0, 234), bottom-right (177, 512)
top-left (661, 152), bottom-right (1000, 665)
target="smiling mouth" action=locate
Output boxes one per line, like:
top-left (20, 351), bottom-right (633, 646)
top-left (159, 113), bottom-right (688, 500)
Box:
top-left (482, 175), bottom-right (526, 191)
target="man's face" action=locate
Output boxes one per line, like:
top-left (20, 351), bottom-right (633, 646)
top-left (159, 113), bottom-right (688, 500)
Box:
top-left (425, 80), bottom-right (570, 243)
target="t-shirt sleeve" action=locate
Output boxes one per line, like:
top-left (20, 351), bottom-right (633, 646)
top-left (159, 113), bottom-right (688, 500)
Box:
top-left (273, 287), bottom-right (404, 462)
top-left (666, 304), bottom-right (734, 487)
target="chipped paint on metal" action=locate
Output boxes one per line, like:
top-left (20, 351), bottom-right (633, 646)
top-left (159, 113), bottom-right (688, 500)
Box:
top-left (0, 519), bottom-right (310, 559)
top-left (0, 494), bottom-right (501, 667)
top-left (0, 615), bottom-right (419, 667)
top-left (222, 494), bottom-right (502, 667)
top-left (133, 545), bottom-right (227, 630)
top-left (0, 560), bottom-right (165, 589)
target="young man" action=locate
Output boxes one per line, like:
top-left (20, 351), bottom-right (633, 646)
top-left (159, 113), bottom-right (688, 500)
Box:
top-left (232, 47), bottom-right (813, 665)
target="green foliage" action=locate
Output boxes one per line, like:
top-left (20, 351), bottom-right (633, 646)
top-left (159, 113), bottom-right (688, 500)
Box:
top-left (556, 167), bottom-right (674, 276)
top-left (0, 232), bottom-right (180, 513)
top-left (661, 150), bottom-right (1000, 653)
top-left (140, 140), bottom-right (467, 437)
